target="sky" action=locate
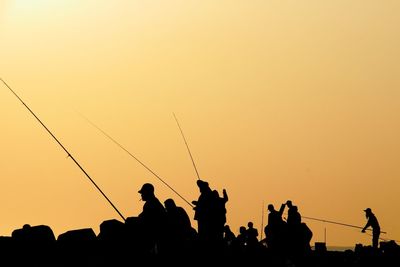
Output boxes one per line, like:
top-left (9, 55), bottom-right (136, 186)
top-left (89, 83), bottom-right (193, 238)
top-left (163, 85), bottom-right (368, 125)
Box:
top-left (0, 0), bottom-right (399, 247)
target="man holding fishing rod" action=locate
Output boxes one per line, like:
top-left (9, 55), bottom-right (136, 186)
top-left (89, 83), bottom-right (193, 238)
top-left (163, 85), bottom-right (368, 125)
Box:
top-left (361, 208), bottom-right (381, 249)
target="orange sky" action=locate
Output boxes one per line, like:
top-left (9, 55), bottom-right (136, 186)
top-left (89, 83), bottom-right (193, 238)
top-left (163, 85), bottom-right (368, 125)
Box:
top-left (0, 1), bottom-right (399, 247)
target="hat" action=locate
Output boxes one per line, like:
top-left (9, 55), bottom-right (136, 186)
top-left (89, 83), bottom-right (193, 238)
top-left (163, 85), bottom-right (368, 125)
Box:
top-left (138, 183), bottom-right (154, 194)
top-left (364, 208), bottom-right (371, 213)
top-left (196, 180), bottom-right (209, 187)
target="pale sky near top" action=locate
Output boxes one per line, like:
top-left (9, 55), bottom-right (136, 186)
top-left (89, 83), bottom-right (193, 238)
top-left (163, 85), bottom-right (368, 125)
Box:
top-left (0, 1), bottom-right (399, 246)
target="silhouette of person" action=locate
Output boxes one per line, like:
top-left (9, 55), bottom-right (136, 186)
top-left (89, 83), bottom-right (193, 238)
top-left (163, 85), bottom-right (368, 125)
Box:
top-left (266, 203), bottom-right (285, 230)
top-left (192, 180), bottom-right (214, 242)
top-left (164, 198), bottom-right (192, 242)
top-left (223, 225), bottom-right (236, 247)
top-left (138, 183), bottom-right (167, 253)
top-left (234, 226), bottom-right (248, 252)
top-left (246, 221), bottom-right (259, 249)
top-left (284, 200), bottom-right (311, 261)
top-left (265, 203), bottom-right (287, 255)
top-left (362, 208), bottom-right (381, 249)
top-left (286, 200), bottom-right (301, 226)
top-left (211, 189), bottom-right (229, 241)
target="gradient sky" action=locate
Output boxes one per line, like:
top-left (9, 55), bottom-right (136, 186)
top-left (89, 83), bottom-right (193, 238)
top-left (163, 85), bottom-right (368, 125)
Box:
top-left (0, 0), bottom-right (399, 247)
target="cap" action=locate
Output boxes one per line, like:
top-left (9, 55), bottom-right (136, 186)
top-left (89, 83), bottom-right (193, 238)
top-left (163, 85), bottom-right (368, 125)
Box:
top-left (138, 183), bottom-right (154, 194)
top-left (364, 208), bottom-right (371, 213)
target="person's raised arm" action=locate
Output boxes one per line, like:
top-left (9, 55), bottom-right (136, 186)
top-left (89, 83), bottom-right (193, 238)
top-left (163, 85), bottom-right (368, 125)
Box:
top-left (222, 189), bottom-right (228, 203)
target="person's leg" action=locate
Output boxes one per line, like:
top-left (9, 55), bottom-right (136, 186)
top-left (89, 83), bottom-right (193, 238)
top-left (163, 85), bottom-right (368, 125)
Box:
top-left (372, 230), bottom-right (379, 249)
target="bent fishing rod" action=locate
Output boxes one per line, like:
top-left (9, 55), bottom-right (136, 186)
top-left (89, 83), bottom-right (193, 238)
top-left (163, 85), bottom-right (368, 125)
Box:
top-left (78, 113), bottom-right (194, 209)
top-left (1, 78), bottom-right (126, 222)
top-left (300, 215), bottom-right (387, 234)
top-left (173, 113), bottom-right (201, 181)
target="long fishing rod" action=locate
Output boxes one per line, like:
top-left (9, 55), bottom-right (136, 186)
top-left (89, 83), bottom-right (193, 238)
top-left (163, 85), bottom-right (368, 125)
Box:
top-left (364, 232), bottom-right (399, 243)
top-left (1, 78), bottom-right (126, 222)
top-left (260, 201), bottom-right (265, 240)
top-left (301, 215), bottom-right (387, 234)
top-left (173, 113), bottom-right (200, 180)
top-left (78, 113), bottom-right (194, 209)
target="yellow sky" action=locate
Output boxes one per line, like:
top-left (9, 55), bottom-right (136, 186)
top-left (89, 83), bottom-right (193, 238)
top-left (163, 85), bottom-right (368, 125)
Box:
top-left (0, 0), bottom-right (399, 247)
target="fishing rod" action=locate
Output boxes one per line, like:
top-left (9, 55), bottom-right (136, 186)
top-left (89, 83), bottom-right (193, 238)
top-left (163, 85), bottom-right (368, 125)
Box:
top-left (301, 215), bottom-right (387, 234)
top-left (1, 78), bottom-right (126, 222)
top-left (78, 113), bottom-right (194, 209)
top-left (364, 232), bottom-right (400, 243)
top-left (260, 201), bottom-right (265, 240)
top-left (173, 113), bottom-right (200, 181)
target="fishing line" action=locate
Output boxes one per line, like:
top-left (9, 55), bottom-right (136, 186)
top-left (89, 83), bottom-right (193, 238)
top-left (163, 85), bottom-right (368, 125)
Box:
top-left (78, 112), bottom-right (194, 209)
top-left (1, 78), bottom-right (126, 222)
top-left (173, 113), bottom-right (201, 180)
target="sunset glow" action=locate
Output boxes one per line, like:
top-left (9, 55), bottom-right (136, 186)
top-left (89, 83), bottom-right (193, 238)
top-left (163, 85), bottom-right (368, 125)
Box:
top-left (1, 1), bottom-right (399, 248)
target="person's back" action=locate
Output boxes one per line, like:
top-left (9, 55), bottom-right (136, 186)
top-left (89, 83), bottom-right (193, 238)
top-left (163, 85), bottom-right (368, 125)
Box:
top-left (286, 201), bottom-right (301, 226)
top-left (164, 198), bottom-right (192, 240)
top-left (266, 204), bottom-right (287, 254)
top-left (267, 204), bottom-right (285, 228)
top-left (366, 212), bottom-right (380, 230)
top-left (140, 196), bottom-right (166, 225)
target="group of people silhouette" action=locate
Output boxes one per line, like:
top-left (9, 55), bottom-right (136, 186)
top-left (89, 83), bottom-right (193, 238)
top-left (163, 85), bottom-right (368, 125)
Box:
top-left (134, 178), bottom-right (384, 264)
top-left (1, 179), bottom-right (390, 266)
top-left (133, 179), bottom-right (317, 264)
top-left (135, 179), bottom-right (229, 256)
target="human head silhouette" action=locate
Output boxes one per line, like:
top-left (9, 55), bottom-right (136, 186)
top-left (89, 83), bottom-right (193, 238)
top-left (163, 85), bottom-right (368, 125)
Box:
top-left (164, 198), bottom-right (177, 211)
top-left (138, 183), bottom-right (154, 201)
top-left (364, 208), bottom-right (372, 218)
top-left (196, 180), bottom-right (210, 193)
top-left (268, 204), bottom-right (275, 212)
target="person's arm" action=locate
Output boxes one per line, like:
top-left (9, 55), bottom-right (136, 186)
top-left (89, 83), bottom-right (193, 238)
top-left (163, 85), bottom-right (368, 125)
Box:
top-left (223, 189), bottom-right (228, 203)
top-left (278, 203), bottom-right (286, 216)
top-left (362, 219), bottom-right (371, 232)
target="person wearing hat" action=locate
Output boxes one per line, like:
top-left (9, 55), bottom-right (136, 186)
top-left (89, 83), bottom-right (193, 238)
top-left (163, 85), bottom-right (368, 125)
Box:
top-left (361, 208), bottom-right (380, 249)
top-left (138, 183), bottom-right (167, 253)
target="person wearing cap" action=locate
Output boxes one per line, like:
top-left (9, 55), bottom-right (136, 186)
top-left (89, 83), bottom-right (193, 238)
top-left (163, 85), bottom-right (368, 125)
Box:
top-left (361, 208), bottom-right (380, 249)
top-left (138, 183), bottom-right (167, 253)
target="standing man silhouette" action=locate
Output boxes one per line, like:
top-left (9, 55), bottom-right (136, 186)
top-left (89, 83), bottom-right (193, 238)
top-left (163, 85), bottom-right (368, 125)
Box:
top-left (361, 208), bottom-right (380, 249)
top-left (192, 180), bottom-right (213, 241)
top-left (138, 183), bottom-right (166, 254)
